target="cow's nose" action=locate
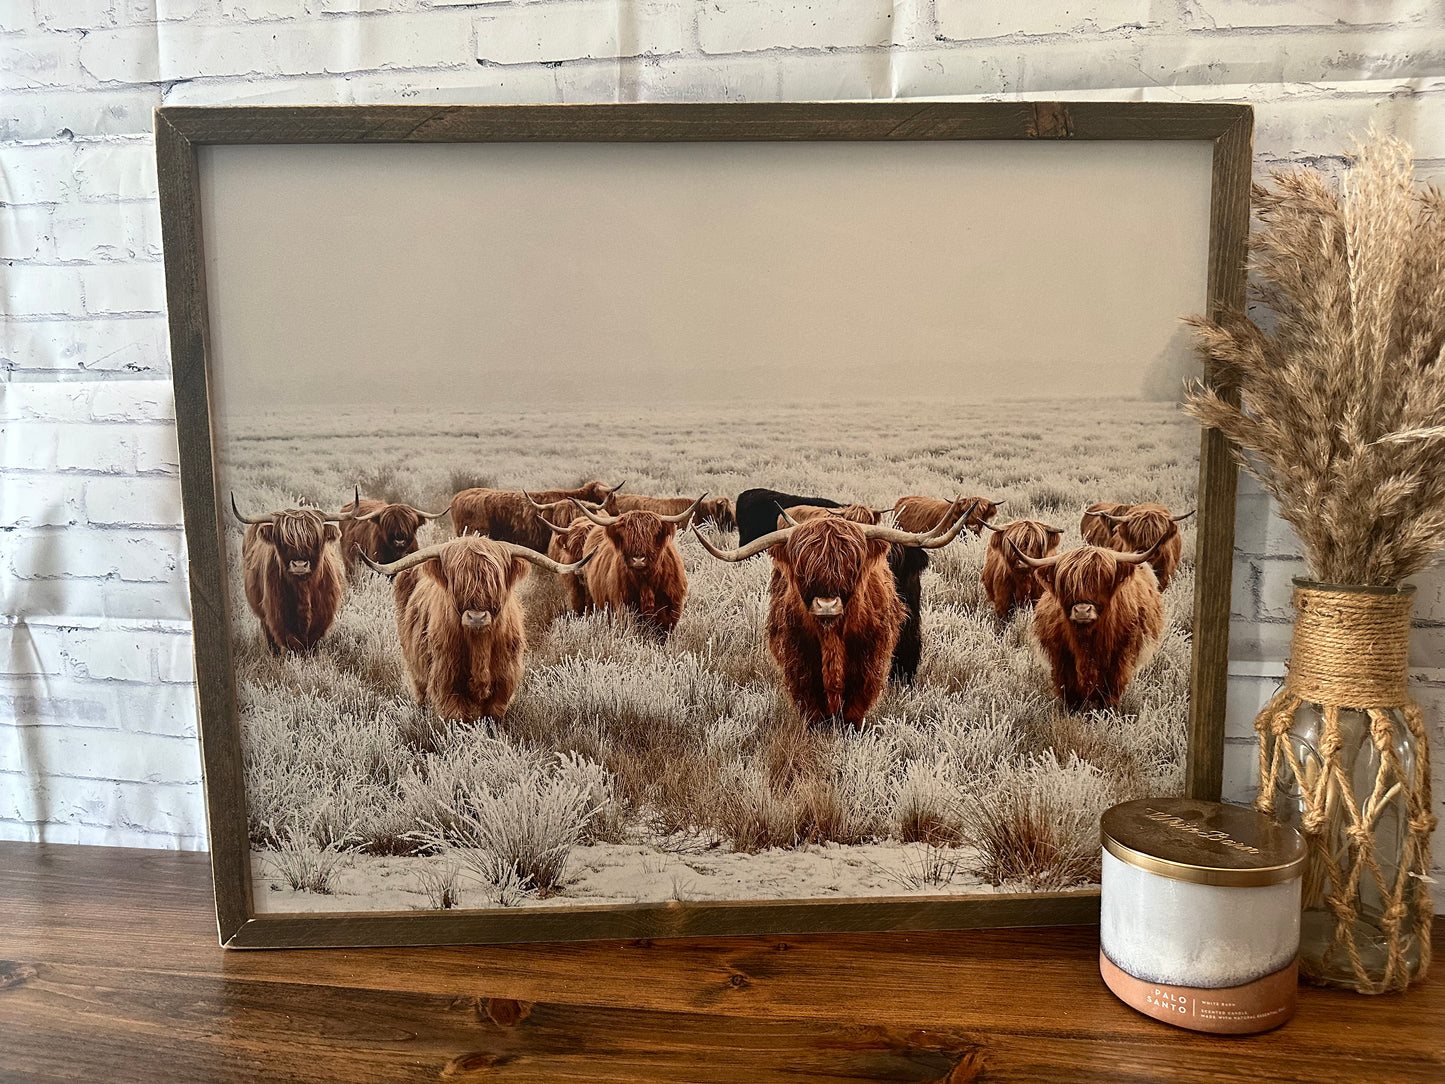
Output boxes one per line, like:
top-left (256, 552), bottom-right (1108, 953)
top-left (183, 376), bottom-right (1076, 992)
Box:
top-left (810, 596), bottom-right (843, 617)
top-left (629, 556), bottom-right (647, 568)
top-left (288, 560), bottom-right (312, 576)
top-left (462, 610), bottom-right (493, 629)
top-left (1070, 603), bottom-right (1098, 624)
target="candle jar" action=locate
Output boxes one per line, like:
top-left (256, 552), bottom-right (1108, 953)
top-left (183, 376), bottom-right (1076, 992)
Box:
top-left (1100, 798), bottom-right (1307, 1034)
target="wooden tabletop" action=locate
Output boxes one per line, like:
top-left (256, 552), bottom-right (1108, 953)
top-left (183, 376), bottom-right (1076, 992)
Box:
top-left (1, 842), bottom-right (1440, 1083)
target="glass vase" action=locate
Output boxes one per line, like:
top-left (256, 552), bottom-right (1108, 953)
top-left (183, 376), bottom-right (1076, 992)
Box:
top-left (1255, 579), bottom-right (1434, 994)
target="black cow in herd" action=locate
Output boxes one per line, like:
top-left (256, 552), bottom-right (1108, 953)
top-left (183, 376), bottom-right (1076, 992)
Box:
top-left (735, 488), bottom-right (940, 685)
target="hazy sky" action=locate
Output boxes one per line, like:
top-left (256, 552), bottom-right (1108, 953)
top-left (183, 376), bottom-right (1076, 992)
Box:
top-left (200, 139), bottom-right (1212, 415)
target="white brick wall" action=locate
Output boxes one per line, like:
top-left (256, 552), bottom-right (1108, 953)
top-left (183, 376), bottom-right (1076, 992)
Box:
top-left (1, 0), bottom-right (1442, 904)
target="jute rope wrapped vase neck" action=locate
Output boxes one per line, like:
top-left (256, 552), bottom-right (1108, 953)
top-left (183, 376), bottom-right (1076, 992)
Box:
top-left (1255, 580), bottom-right (1435, 994)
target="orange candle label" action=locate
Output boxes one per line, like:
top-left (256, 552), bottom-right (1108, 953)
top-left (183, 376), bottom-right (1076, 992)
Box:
top-left (1100, 950), bottom-right (1297, 1034)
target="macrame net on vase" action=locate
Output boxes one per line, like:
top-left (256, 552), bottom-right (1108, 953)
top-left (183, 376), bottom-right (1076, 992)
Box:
top-left (1254, 583), bottom-right (1435, 993)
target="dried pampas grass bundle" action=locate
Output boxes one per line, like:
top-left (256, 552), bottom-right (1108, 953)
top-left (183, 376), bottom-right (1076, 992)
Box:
top-left (1185, 133), bottom-right (1445, 585)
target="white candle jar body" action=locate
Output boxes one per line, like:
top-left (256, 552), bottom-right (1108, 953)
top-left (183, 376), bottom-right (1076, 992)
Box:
top-left (1100, 849), bottom-right (1302, 988)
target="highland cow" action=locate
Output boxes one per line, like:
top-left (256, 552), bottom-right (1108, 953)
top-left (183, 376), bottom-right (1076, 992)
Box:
top-left (338, 492), bottom-right (449, 575)
top-left (1013, 540), bottom-right (1166, 711)
top-left (617, 493), bottom-right (735, 531)
top-left (1080, 501), bottom-right (1134, 547)
top-left (751, 490), bottom-right (957, 685)
top-left (695, 509), bottom-right (973, 727)
top-left (232, 495), bottom-right (347, 654)
top-left (1095, 502), bottom-right (1193, 590)
top-left (893, 494), bottom-right (1003, 536)
top-left (980, 518), bottom-right (1064, 621)
top-left (773, 503), bottom-right (932, 683)
top-left (537, 514), bottom-right (596, 614)
top-left (567, 495), bottom-right (705, 634)
top-left (358, 536), bottom-right (591, 722)
top-left (449, 480), bottom-right (624, 552)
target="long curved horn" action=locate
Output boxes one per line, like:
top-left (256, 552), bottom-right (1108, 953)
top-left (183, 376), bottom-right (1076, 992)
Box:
top-left (1006, 537), bottom-right (1062, 569)
top-left (860, 501), bottom-right (980, 549)
top-left (499, 541), bottom-right (596, 575)
top-left (537, 516), bottom-right (573, 536)
top-left (605, 479), bottom-right (627, 496)
top-left (230, 493), bottom-right (275, 525)
top-left (570, 497), bottom-right (620, 526)
top-left (339, 485), bottom-right (363, 519)
top-left (775, 502), bottom-right (800, 528)
top-left (1114, 536), bottom-right (1167, 565)
top-left (1096, 511), bottom-right (1131, 524)
top-left (986, 519), bottom-right (1066, 535)
top-left (1172, 509), bottom-right (1196, 522)
top-left (922, 498), bottom-right (965, 538)
top-left (525, 491), bottom-right (569, 512)
top-left (356, 542), bottom-right (449, 577)
top-left (659, 493), bottom-right (708, 524)
top-left (692, 523), bottom-right (795, 562)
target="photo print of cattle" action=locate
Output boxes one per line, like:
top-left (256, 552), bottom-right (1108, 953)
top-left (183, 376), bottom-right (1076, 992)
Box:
top-left (198, 138), bottom-right (1215, 917)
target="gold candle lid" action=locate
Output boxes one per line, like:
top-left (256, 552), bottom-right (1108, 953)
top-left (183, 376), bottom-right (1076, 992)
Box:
top-left (1101, 798), bottom-right (1307, 887)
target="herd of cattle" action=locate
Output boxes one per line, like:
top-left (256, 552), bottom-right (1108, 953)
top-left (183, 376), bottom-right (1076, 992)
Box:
top-left (230, 479), bottom-right (1193, 729)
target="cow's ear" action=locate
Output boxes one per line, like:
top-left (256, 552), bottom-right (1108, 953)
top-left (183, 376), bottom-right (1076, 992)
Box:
top-left (1033, 565), bottom-right (1056, 593)
top-left (507, 556), bottom-right (530, 588)
top-left (866, 538), bottom-right (890, 563)
top-left (606, 524), bottom-right (624, 547)
top-left (1114, 559), bottom-right (1139, 589)
top-left (256, 523), bottom-right (274, 544)
top-left (1047, 530), bottom-right (1063, 548)
top-left (661, 521), bottom-right (678, 540)
top-left (324, 523), bottom-right (341, 542)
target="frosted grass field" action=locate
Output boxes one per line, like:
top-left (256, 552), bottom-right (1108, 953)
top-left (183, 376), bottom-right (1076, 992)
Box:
top-left (219, 397), bottom-right (1199, 912)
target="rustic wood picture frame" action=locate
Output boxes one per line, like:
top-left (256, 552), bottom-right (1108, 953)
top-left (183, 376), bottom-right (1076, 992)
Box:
top-left (157, 102), bottom-right (1251, 949)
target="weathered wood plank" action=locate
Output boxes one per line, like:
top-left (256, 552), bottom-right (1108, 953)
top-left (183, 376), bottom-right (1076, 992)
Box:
top-left (157, 102), bottom-right (1251, 146)
top-left (154, 110), bottom-right (252, 943)
top-left (1187, 104), bottom-right (1254, 800)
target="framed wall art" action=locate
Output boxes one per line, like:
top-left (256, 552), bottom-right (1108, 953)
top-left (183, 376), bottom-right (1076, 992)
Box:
top-left (157, 102), bottom-right (1251, 948)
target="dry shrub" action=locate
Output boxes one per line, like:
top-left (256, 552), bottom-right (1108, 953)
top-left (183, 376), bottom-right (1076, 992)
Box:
top-left (263, 828), bottom-right (352, 894)
top-left (411, 747), bottom-right (605, 898)
top-left (445, 468), bottom-right (496, 497)
top-left (963, 754), bottom-right (1117, 891)
top-left (415, 863), bottom-right (462, 910)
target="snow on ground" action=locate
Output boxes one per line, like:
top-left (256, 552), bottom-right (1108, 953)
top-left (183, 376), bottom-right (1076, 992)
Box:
top-left (251, 839), bottom-right (1096, 914)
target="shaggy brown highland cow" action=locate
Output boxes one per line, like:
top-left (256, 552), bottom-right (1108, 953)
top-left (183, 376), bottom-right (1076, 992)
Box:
top-left (449, 479), bottom-right (624, 552)
top-left (980, 518), bottom-right (1064, 621)
top-left (696, 508), bottom-right (973, 727)
top-left (337, 493), bottom-right (448, 575)
top-left (538, 515), bottom-right (596, 614)
top-left (1012, 540), bottom-right (1166, 711)
top-left (1080, 501), bottom-right (1133, 547)
top-left (893, 494), bottom-right (1002, 536)
top-left (567, 495), bottom-right (706, 634)
top-left (617, 493), bottom-right (735, 531)
top-left (359, 536), bottom-right (591, 722)
top-left (233, 495), bottom-right (347, 654)
top-left (1097, 502), bottom-right (1193, 591)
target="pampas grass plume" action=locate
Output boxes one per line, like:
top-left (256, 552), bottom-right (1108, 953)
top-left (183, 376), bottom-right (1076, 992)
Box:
top-left (1184, 132), bottom-right (1445, 585)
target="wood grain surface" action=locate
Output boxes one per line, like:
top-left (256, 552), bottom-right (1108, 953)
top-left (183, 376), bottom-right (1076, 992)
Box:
top-left (1, 842), bottom-right (1439, 1083)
